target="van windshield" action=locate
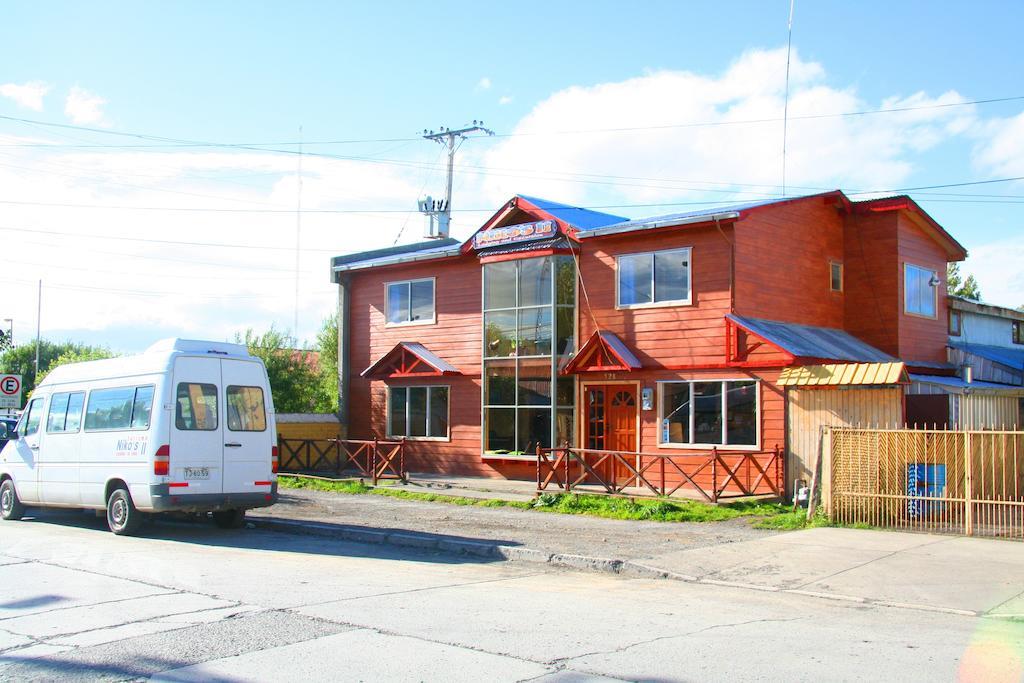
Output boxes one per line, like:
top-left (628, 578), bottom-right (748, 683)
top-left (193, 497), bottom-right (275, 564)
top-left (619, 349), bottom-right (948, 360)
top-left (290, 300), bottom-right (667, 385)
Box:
top-left (176, 383), bottom-right (218, 431)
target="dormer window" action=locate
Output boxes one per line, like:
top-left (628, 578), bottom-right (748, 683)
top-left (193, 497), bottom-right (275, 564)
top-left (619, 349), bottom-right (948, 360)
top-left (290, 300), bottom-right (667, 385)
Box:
top-left (904, 263), bottom-right (938, 318)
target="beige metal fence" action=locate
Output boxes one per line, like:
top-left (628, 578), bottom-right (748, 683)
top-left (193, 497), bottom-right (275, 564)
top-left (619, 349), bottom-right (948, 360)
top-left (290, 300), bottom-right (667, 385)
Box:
top-left (825, 427), bottom-right (1024, 539)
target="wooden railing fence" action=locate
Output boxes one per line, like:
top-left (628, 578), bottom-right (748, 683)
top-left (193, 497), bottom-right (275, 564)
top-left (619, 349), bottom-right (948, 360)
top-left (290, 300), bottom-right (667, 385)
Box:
top-left (278, 437), bottom-right (407, 485)
top-left (536, 445), bottom-right (783, 502)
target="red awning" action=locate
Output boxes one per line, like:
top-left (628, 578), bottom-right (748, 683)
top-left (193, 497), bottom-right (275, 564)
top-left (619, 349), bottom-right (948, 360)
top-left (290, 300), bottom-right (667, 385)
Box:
top-left (561, 331), bottom-right (642, 374)
top-left (362, 342), bottom-right (461, 379)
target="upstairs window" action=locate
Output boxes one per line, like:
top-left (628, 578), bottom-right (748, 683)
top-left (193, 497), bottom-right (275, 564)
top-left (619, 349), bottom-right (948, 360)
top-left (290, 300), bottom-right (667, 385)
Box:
top-left (387, 278), bottom-right (435, 325)
top-left (904, 263), bottom-right (937, 318)
top-left (830, 261), bottom-right (843, 292)
top-left (1013, 321), bottom-right (1023, 345)
top-left (617, 247), bottom-right (691, 308)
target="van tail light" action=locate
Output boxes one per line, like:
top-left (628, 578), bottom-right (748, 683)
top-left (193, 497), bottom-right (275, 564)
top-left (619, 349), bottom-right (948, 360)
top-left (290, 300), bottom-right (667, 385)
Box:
top-left (271, 446), bottom-right (279, 474)
top-left (154, 444), bottom-right (170, 477)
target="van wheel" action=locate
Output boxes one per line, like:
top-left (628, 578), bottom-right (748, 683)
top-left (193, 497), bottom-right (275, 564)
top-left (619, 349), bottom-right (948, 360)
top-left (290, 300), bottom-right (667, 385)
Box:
top-left (1, 479), bottom-right (24, 521)
top-left (212, 509), bottom-right (246, 529)
top-left (106, 488), bottom-right (142, 536)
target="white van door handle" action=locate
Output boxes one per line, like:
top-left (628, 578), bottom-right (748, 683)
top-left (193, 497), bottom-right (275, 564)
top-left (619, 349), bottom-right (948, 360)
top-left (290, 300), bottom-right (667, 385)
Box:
top-left (225, 442), bottom-right (242, 448)
top-left (29, 444), bottom-right (39, 450)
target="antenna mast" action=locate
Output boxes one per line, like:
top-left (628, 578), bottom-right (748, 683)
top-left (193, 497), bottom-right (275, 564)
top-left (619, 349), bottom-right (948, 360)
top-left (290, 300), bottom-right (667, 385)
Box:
top-left (419, 121), bottom-right (494, 239)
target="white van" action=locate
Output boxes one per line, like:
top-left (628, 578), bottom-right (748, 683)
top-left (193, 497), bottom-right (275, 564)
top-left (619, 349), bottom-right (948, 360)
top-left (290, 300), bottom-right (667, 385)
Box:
top-left (0, 339), bottom-right (279, 535)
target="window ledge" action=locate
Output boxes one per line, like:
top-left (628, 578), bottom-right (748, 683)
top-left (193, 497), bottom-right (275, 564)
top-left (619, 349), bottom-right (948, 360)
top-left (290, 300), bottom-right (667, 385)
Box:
top-left (616, 299), bottom-right (692, 311)
top-left (481, 453), bottom-right (538, 462)
top-left (384, 319), bottom-right (437, 328)
top-left (657, 443), bottom-right (761, 451)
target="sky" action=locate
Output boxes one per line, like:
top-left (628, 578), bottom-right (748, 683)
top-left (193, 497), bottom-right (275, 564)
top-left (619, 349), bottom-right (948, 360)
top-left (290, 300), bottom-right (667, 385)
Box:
top-left (1, 1), bottom-right (1022, 353)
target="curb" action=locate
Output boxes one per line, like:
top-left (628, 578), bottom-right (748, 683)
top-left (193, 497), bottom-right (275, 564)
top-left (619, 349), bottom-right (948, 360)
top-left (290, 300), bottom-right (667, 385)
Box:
top-left (250, 517), bottom-right (983, 619)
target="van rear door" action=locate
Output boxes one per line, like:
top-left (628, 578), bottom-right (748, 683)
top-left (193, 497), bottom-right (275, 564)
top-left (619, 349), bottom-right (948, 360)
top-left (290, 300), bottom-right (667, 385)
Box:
top-left (170, 356), bottom-right (225, 495)
top-left (220, 359), bottom-right (273, 495)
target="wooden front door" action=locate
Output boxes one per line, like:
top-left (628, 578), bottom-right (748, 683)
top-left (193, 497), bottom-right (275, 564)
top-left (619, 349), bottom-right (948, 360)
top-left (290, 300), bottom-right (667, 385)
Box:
top-left (585, 385), bottom-right (638, 482)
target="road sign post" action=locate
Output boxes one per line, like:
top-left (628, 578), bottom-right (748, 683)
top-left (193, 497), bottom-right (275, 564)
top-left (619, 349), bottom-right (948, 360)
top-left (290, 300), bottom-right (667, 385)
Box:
top-left (0, 374), bottom-right (23, 410)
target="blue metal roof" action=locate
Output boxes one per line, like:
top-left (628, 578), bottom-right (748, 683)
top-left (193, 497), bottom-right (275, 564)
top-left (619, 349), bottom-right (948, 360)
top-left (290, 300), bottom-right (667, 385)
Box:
top-left (910, 374), bottom-right (1024, 393)
top-left (517, 195), bottom-right (628, 230)
top-left (584, 192), bottom-right (840, 234)
top-left (598, 331), bottom-right (642, 369)
top-left (729, 314), bottom-right (894, 363)
top-left (950, 342), bottom-right (1024, 371)
top-left (332, 238), bottom-right (461, 272)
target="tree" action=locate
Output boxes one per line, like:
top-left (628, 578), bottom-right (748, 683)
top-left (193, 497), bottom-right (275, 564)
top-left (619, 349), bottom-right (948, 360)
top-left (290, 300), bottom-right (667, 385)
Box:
top-left (947, 263), bottom-right (981, 301)
top-left (236, 327), bottom-right (322, 413)
top-left (37, 346), bottom-right (118, 385)
top-left (313, 313), bottom-right (339, 414)
top-left (0, 340), bottom-right (116, 398)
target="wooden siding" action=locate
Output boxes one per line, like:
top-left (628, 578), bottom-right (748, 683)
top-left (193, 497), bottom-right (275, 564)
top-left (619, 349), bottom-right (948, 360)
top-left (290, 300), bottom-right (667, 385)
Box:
top-left (787, 387), bottom-right (903, 491)
top-left (578, 224), bottom-right (734, 367)
top-left (734, 197), bottom-right (846, 328)
top-left (897, 213), bottom-right (950, 363)
top-left (908, 381), bottom-right (1023, 430)
top-left (843, 211), bottom-right (900, 356)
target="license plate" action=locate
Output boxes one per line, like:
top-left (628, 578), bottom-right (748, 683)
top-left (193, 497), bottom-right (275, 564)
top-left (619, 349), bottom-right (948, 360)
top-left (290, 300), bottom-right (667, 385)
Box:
top-left (183, 467), bottom-right (210, 480)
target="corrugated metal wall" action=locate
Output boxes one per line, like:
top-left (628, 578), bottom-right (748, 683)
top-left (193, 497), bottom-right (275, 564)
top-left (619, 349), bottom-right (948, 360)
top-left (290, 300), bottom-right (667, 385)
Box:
top-left (906, 381), bottom-right (1022, 429)
top-left (787, 387), bottom-right (903, 492)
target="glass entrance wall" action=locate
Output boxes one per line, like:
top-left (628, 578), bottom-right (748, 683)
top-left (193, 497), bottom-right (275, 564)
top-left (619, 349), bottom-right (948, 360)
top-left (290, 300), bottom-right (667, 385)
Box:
top-left (483, 255), bottom-right (576, 455)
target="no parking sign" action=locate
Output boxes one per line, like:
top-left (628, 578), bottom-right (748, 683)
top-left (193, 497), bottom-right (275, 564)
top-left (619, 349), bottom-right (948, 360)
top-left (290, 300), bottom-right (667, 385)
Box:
top-left (0, 374), bottom-right (22, 409)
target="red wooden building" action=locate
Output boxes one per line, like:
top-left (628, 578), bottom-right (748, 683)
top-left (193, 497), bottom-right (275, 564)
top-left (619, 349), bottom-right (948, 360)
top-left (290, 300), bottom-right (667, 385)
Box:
top-left (330, 191), bottom-right (969, 494)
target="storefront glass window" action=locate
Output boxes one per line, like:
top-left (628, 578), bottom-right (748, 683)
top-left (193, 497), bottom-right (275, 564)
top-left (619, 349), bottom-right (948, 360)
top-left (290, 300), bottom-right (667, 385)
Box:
top-left (659, 380), bottom-right (758, 447)
top-left (482, 255), bottom-right (576, 455)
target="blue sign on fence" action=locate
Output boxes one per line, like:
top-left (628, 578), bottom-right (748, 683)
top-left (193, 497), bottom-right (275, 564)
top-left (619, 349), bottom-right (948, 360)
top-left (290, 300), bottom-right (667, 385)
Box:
top-left (906, 463), bottom-right (946, 519)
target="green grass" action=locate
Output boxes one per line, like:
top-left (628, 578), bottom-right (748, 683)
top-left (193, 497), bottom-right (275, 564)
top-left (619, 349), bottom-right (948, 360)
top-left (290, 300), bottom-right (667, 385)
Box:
top-left (278, 475), bottom-right (797, 524)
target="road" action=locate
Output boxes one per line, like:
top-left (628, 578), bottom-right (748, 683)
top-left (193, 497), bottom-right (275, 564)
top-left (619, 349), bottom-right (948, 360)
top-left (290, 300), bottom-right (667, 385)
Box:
top-left (0, 510), bottom-right (1021, 682)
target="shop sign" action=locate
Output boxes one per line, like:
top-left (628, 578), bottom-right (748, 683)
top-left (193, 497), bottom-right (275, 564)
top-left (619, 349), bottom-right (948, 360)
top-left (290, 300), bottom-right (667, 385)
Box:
top-left (473, 219), bottom-right (556, 250)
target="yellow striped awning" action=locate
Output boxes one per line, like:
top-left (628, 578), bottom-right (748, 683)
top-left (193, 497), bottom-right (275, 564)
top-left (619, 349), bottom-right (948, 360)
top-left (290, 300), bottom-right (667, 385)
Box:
top-left (778, 362), bottom-right (908, 387)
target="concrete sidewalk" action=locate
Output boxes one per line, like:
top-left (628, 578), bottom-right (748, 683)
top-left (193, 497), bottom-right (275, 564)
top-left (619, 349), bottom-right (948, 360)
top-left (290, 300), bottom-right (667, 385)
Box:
top-left (250, 488), bottom-right (1024, 619)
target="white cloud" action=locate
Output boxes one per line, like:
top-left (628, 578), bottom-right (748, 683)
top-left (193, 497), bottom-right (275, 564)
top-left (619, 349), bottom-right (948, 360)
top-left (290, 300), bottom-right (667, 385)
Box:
top-left (478, 48), bottom-right (975, 207)
top-left (476, 77), bottom-right (492, 90)
top-left (973, 110), bottom-right (1024, 178)
top-left (0, 81), bottom-right (51, 111)
top-left (962, 237), bottom-right (1024, 309)
top-left (499, 95), bottom-right (513, 106)
top-left (64, 86), bottom-right (109, 126)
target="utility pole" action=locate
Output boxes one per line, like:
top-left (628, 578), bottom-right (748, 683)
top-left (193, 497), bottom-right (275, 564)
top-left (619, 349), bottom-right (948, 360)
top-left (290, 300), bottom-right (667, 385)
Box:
top-left (34, 280), bottom-right (41, 380)
top-left (419, 121), bottom-right (494, 238)
top-left (294, 125), bottom-right (303, 338)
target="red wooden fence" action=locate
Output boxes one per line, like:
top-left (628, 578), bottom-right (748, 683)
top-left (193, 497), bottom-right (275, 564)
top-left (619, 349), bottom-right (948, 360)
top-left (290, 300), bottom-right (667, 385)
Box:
top-left (278, 438), bottom-right (406, 485)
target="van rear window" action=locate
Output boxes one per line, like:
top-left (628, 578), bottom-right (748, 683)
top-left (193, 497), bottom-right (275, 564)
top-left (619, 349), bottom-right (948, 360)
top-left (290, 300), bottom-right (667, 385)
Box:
top-left (85, 386), bottom-right (154, 431)
top-left (176, 383), bottom-right (218, 431)
top-left (226, 386), bottom-right (267, 432)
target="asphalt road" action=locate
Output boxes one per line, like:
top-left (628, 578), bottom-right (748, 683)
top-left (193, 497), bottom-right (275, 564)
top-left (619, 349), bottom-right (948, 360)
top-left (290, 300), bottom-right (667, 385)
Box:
top-left (1, 509), bottom-right (1021, 682)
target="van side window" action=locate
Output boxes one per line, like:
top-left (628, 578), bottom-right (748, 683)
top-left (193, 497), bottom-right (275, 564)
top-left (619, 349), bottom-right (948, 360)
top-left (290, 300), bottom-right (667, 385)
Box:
top-left (22, 397), bottom-right (44, 437)
top-left (226, 386), bottom-right (267, 432)
top-left (176, 383), bottom-right (218, 431)
top-left (47, 391), bottom-right (86, 433)
top-left (85, 386), bottom-right (154, 431)
top-left (131, 386), bottom-right (155, 429)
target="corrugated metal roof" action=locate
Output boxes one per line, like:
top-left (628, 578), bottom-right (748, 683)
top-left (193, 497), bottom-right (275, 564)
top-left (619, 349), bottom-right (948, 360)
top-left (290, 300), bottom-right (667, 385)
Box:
top-left (361, 341), bottom-right (460, 377)
top-left (729, 314), bottom-right (894, 363)
top-left (949, 342), bottom-right (1024, 371)
top-left (517, 195), bottom-right (627, 230)
top-left (779, 362), bottom-right (908, 386)
top-left (910, 374), bottom-right (1024, 394)
top-left (598, 331), bottom-right (642, 369)
top-left (332, 238), bottom-right (461, 273)
top-left (575, 191), bottom-right (841, 238)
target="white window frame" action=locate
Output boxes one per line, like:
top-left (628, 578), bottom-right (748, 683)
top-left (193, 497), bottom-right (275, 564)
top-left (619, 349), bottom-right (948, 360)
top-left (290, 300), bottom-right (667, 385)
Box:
top-left (386, 385), bottom-right (450, 441)
top-left (829, 260), bottom-right (844, 293)
top-left (615, 247), bottom-right (692, 310)
top-left (385, 277), bottom-right (436, 327)
top-left (903, 263), bottom-right (938, 319)
top-left (655, 379), bottom-right (761, 451)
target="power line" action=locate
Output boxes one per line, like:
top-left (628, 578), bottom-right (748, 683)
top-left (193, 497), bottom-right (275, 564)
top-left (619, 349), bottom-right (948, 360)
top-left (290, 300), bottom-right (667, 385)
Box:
top-left (1, 94), bottom-right (1019, 148)
top-left (0, 224), bottom-right (343, 252)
